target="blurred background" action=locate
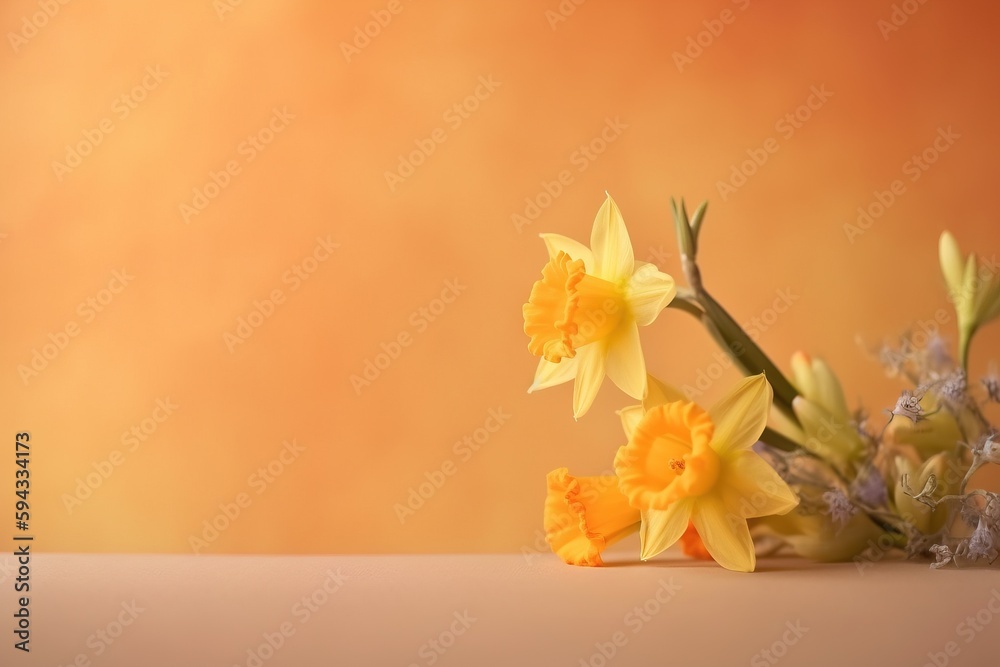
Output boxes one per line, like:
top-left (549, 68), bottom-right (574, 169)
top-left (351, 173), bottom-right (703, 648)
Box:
top-left (2, 0), bottom-right (999, 554)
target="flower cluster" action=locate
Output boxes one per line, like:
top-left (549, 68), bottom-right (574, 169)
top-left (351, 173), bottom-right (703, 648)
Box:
top-left (522, 195), bottom-right (1000, 572)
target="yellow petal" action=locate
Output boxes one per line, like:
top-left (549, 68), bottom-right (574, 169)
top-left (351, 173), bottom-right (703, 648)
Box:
top-left (639, 501), bottom-right (693, 561)
top-left (810, 357), bottom-right (851, 421)
top-left (708, 373), bottom-right (772, 456)
top-left (974, 265), bottom-right (1000, 325)
top-left (883, 397), bottom-right (962, 459)
top-left (540, 233), bottom-right (594, 271)
top-left (754, 509), bottom-right (885, 562)
top-left (790, 352), bottom-right (815, 399)
top-left (604, 322), bottom-right (647, 400)
top-left (939, 231), bottom-right (965, 300)
top-left (625, 263), bottom-right (676, 326)
top-left (691, 494), bottom-right (756, 572)
top-left (643, 374), bottom-right (688, 411)
top-left (617, 405), bottom-right (645, 440)
top-left (590, 194), bottom-right (634, 282)
top-left (572, 344), bottom-right (606, 419)
top-left (544, 468), bottom-right (640, 566)
top-left (720, 452), bottom-right (799, 519)
top-left (528, 357), bottom-right (578, 393)
top-left (959, 254), bottom-right (979, 325)
top-left (791, 397), bottom-right (862, 473)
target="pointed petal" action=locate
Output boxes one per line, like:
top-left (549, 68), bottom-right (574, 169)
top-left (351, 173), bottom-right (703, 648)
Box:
top-left (811, 357), bottom-right (850, 421)
top-left (708, 374), bottom-right (772, 456)
top-left (791, 397), bottom-right (862, 468)
top-left (626, 263), bottom-right (677, 326)
top-left (643, 374), bottom-right (688, 411)
top-left (617, 405), bottom-right (645, 440)
top-left (539, 233), bottom-right (594, 271)
top-left (721, 452), bottom-right (799, 519)
top-left (590, 195), bottom-right (634, 281)
top-left (639, 501), bottom-right (693, 561)
top-left (691, 495), bottom-right (756, 572)
top-left (605, 322), bottom-right (646, 400)
top-left (958, 254), bottom-right (978, 324)
top-left (939, 232), bottom-right (964, 299)
top-left (790, 352), bottom-right (815, 398)
top-left (572, 344), bottom-right (606, 419)
top-left (979, 274), bottom-right (1000, 324)
top-left (529, 357), bottom-right (578, 393)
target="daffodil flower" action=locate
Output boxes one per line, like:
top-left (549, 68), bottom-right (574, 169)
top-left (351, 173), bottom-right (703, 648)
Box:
top-left (789, 352), bottom-right (865, 475)
top-left (939, 231), bottom-right (1000, 367)
top-left (523, 195), bottom-right (676, 418)
top-left (613, 374), bottom-right (798, 572)
top-left (883, 392), bottom-right (963, 460)
top-left (543, 468), bottom-right (640, 566)
top-left (753, 508), bottom-right (887, 562)
top-left (894, 453), bottom-right (958, 535)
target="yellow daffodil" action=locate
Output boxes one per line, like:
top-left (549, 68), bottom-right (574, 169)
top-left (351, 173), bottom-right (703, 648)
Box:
top-left (893, 453), bottom-right (959, 534)
top-left (753, 509), bottom-right (887, 562)
top-left (613, 374), bottom-right (798, 572)
top-left (939, 231), bottom-right (1000, 366)
top-left (523, 195), bottom-right (676, 418)
top-left (790, 352), bottom-right (865, 475)
top-left (883, 393), bottom-right (963, 460)
top-left (544, 468), bottom-right (640, 566)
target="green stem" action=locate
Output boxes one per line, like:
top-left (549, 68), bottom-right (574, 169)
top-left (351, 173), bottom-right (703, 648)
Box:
top-left (695, 286), bottom-right (801, 427)
top-left (760, 426), bottom-right (802, 453)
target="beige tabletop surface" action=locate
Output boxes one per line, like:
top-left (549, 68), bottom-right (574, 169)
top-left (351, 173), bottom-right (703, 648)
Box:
top-left (6, 552), bottom-right (1000, 667)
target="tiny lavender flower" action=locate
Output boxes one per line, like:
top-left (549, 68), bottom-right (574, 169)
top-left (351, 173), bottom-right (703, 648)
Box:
top-left (939, 369), bottom-right (967, 405)
top-left (966, 518), bottom-right (998, 563)
top-left (821, 489), bottom-right (857, 527)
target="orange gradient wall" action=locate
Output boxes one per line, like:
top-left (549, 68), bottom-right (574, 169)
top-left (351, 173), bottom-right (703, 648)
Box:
top-left (2, 0), bottom-right (1000, 553)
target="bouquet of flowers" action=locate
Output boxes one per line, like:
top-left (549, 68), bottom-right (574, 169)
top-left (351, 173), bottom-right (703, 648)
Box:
top-left (522, 194), bottom-right (1000, 572)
